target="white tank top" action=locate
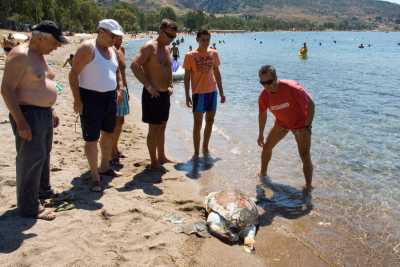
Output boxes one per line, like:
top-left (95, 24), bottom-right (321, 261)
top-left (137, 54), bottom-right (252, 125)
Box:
top-left (79, 42), bottom-right (118, 92)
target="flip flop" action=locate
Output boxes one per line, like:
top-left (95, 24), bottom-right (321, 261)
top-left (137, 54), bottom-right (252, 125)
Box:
top-left (99, 169), bottom-right (122, 177)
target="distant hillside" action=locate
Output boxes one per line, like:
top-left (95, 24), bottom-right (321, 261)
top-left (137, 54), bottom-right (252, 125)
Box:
top-left (123, 0), bottom-right (400, 27)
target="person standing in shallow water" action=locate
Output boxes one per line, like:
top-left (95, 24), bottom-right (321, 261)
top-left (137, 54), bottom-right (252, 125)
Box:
top-left (130, 19), bottom-right (177, 170)
top-left (257, 65), bottom-right (315, 193)
top-left (1, 20), bottom-right (68, 220)
top-left (183, 30), bottom-right (225, 159)
top-left (69, 19), bottom-right (124, 192)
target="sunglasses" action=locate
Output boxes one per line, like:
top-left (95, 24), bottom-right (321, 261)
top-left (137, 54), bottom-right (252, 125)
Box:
top-left (199, 38), bottom-right (210, 42)
top-left (260, 79), bottom-right (275, 86)
top-left (164, 30), bottom-right (176, 40)
top-left (3, 47), bottom-right (12, 53)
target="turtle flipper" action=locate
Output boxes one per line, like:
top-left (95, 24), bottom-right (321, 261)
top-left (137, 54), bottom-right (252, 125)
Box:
top-left (240, 225), bottom-right (257, 253)
top-left (207, 212), bottom-right (239, 242)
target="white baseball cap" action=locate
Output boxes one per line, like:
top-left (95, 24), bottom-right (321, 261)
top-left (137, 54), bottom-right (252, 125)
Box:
top-left (98, 19), bottom-right (124, 36)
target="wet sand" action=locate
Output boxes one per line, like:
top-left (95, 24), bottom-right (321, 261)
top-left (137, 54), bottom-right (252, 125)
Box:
top-left (1, 31), bottom-right (333, 266)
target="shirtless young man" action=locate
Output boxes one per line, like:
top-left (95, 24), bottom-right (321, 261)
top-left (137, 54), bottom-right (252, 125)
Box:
top-left (1, 21), bottom-right (67, 220)
top-left (131, 19), bottom-right (177, 170)
top-left (257, 65), bottom-right (315, 192)
top-left (69, 19), bottom-right (124, 192)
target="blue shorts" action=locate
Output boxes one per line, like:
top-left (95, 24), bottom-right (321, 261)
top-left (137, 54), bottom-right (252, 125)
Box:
top-left (192, 91), bottom-right (218, 113)
top-left (116, 89), bottom-right (130, 117)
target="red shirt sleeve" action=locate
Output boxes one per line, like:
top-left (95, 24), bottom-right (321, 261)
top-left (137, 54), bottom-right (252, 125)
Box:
top-left (258, 89), bottom-right (269, 113)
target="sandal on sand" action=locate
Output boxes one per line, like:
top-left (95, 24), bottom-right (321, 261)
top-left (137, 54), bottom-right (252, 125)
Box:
top-left (90, 180), bottom-right (102, 192)
top-left (99, 169), bottom-right (122, 177)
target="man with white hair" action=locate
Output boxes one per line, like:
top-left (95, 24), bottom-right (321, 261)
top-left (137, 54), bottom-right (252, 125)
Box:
top-left (69, 19), bottom-right (124, 192)
top-left (1, 20), bottom-right (67, 220)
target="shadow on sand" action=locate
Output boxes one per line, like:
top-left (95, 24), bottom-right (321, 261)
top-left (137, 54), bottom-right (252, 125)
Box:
top-left (255, 176), bottom-right (313, 227)
top-left (55, 170), bottom-right (121, 211)
top-left (0, 209), bottom-right (37, 253)
top-left (174, 155), bottom-right (221, 179)
top-left (117, 168), bottom-right (164, 196)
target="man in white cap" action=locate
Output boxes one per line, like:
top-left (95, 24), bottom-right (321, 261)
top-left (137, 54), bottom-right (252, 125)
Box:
top-left (69, 19), bottom-right (124, 192)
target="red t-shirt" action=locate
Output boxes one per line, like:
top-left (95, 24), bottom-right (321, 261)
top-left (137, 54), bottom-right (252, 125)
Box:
top-left (258, 80), bottom-right (312, 130)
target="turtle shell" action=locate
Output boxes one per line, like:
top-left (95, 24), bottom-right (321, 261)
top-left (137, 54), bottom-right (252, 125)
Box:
top-left (205, 190), bottom-right (259, 228)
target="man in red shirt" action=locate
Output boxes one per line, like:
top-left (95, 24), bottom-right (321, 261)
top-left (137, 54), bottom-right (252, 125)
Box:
top-left (257, 65), bottom-right (315, 192)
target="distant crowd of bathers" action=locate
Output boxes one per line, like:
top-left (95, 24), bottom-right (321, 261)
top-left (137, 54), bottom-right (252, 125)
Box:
top-left (0, 19), bottom-right (314, 220)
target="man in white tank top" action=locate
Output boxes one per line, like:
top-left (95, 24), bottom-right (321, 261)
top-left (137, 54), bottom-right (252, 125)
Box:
top-left (69, 19), bottom-right (124, 192)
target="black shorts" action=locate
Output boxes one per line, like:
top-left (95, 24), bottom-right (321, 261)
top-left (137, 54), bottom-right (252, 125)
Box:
top-left (80, 88), bottom-right (116, 142)
top-left (142, 87), bottom-right (170, 124)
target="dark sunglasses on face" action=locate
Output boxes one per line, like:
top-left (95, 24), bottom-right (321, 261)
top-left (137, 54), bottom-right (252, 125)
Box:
top-left (164, 30), bottom-right (176, 39)
top-left (4, 47), bottom-right (12, 53)
top-left (260, 79), bottom-right (275, 86)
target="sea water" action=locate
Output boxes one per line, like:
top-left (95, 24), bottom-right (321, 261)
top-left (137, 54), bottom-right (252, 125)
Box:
top-left (125, 32), bottom-right (400, 265)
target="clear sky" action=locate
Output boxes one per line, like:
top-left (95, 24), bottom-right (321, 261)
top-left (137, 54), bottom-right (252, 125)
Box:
top-left (381, 0), bottom-right (400, 4)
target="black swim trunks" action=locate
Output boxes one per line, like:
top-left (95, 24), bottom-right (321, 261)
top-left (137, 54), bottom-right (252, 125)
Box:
top-left (142, 87), bottom-right (170, 124)
top-left (80, 87), bottom-right (116, 141)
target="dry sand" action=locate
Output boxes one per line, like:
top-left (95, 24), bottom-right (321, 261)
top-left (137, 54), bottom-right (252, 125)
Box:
top-left (0, 31), bottom-right (332, 267)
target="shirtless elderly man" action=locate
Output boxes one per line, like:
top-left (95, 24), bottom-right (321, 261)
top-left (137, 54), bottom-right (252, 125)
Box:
top-left (1, 21), bottom-right (67, 220)
top-left (131, 19), bottom-right (177, 170)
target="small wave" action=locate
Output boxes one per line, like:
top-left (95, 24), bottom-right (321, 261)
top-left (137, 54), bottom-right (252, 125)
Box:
top-left (230, 147), bottom-right (241, 155)
top-left (212, 125), bottom-right (231, 141)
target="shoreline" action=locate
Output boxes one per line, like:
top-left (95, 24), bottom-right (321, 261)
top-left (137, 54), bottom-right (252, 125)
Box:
top-left (0, 32), bottom-right (377, 266)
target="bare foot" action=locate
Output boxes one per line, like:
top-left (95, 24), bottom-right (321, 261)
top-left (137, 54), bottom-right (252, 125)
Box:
top-left (145, 164), bottom-right (166, 173)
top-left (303, 185), bottom-right (314, 195)
top-left (202, 148), bottom-right (211, 156)
top-left (191, 154), bottom-right (200, 161)
top-left (159, 157), bottom-right (175, 164)
top-left (37, 207), bottom-right (56, 221)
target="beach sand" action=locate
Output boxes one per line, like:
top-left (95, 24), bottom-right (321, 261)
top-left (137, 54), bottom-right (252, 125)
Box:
top-left (0, 32), bottom-right (331, 266)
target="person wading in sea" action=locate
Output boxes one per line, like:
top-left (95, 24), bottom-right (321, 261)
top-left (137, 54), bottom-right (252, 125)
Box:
top-left (183, 29), bottom-right (225, 159)
top-left (257, 65), bottom-right (315, 193)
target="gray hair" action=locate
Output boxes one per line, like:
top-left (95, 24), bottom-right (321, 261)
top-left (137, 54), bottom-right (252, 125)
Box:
top-left (31, 31), bottom-right (52, 40)
top-left (259, 65), bottom-right (277, 80)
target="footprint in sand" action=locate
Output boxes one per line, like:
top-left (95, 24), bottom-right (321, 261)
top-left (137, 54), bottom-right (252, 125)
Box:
top-left (4, 180), bottom-right (16, 187)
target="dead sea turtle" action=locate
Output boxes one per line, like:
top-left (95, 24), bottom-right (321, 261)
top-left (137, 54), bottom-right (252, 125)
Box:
top-left (204, 190), bottom-right (259, 252)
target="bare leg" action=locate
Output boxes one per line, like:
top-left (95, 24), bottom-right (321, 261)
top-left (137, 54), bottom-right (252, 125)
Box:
top-left (158, 121), bottom-right (173, 164)
top-left (203, 111), bottom-right (215, 155)
top-left (294, 129), bottom-right (313, 190)
top-left (84, 141), bottom-right (100, 182)
top-left (112, 117), bottom-right (125, 160)
top-left (260, 125), bottom-right (288, 176)
top-left (99, 131), bottom-right (114, 172)
top-left (148, 124), bottom-right (161, 168)
top-left (193, 112), bottom-right (204, 159)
